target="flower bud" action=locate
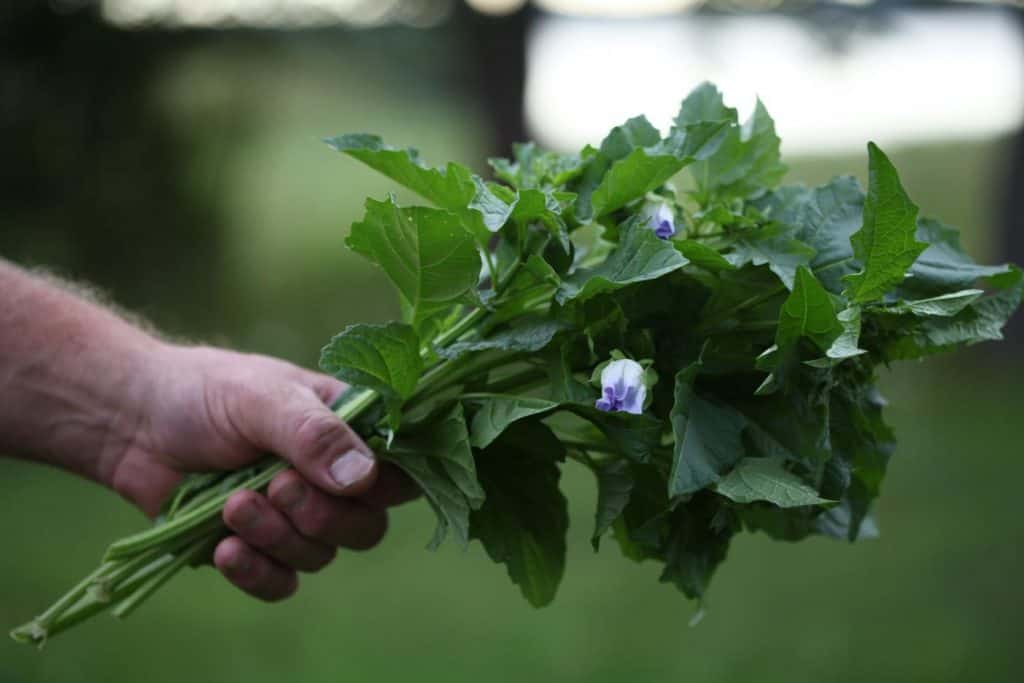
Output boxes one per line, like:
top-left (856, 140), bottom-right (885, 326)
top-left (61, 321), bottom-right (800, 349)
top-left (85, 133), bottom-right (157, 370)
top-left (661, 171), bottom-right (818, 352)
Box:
top-left (640, 200), bottom-right (676, 239)
top-left (594, 358), bottom-right (646, 415)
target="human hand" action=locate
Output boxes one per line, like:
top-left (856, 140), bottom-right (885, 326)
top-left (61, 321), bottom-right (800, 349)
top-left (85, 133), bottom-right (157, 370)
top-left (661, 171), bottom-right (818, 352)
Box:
top-left (106, 344), bottom-right (417, 601)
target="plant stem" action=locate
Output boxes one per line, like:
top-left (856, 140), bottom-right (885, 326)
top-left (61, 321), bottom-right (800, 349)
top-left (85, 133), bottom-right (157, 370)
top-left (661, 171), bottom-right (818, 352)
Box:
top-left (103, 461), bottom-right (287, 562)
top-left (111, 536), bottom-right (216, 619)
top-left (479, 366), bottom-right (547, 395)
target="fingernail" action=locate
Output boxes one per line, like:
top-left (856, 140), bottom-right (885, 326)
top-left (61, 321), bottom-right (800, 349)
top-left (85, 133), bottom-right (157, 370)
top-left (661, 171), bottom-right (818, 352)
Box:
top-left (329, 449), bottom-right (374, 489)
top-left (234, 500), bottom-right (260, 531)
top-left (276, 481), bottom-right (306, 510)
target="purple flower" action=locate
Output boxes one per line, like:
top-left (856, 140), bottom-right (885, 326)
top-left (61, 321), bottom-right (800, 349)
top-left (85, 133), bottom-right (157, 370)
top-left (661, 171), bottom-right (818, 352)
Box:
top-left (640, 201), bottom-right (676, 240)
top-left (595, 359), bottom-right (646, 415)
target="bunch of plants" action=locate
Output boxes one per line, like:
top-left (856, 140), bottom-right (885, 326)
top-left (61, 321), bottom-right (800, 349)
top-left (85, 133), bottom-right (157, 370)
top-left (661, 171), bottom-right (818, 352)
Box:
top-left (13, 83), bottom-right (1021, 646)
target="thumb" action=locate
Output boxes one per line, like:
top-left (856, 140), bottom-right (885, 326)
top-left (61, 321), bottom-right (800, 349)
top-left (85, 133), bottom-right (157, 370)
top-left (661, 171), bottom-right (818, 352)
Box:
top-left (234, 382), bottom-right (378, 496)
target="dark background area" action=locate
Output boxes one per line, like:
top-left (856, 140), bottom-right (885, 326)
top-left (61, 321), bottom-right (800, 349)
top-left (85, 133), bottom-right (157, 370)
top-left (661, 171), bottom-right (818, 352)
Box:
top-left (1, 1), bottom-right (1022, 681)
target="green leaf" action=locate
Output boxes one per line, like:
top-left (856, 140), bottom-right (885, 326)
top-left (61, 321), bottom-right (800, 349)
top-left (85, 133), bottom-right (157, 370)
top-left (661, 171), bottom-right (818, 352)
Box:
top-left (754, 176), bottom-right (865, 294)
top-left (659, 496), bottom-right (737, 599)
top-left (468, 395), bottom-right (559, 449)
top-left (319, 322), bottom-right (423, 429)
top-left (880, 289), bottom-right (984, 317)
top-left (843, 143), bottom-right (927, 303)
top-left (669, 367), bottom-right (749, 497)
top-left (589, 121), bottom-right (728, 217)
top-left (384, 450), bottom-right (470, 550)
top-left (904, 217), bottom-right (1013, 296)
top-left (572, 114), bottom-right (725, 220)
top-left (613, 464), bottom-right (671, 559)
top-left (469, 180), bottom-right (567, 239)
top-left (569, 406), bottom-right (665, 463)
top-left (543, 344), bottom-right (594, 404)
top-left (715, 457), bottom-right (829, 507)
top-left (805, 306), bottom-right (867, 368)
top-left (557, 224), bottom-right (689, 304)
top-left (469, 176), bottom-right (515, 232)
top-left (489, 142), bottom-right (587, 189)
top-left (690, 99), bottom-right (786, 201)
top-left (327, 134), bottom-right (477, 211)
top-left (674, 82), bottom-right (737, 128)
top-left (815, 499), bottom-right (879, 542)
top-left (883, 267), bottom-right (1023, 359)
top-left (676, 239), bottom-right (736, 271)
top-left (470, 422), bottom-right (568, 607)
top-left (390, 403), bottom-right (484, 509)
top-left (592, 461), bottom-right (634, 550)
top-left (725, 223), bottom-right (817, 289)
top-left (438, 317), bottom-right (568, 360)
top-left (600, 116), bottom-right (662, 157)
top-left (777, 266), bottom-right (843, 353)
top-left (347, 196), bottom-right (480, 332)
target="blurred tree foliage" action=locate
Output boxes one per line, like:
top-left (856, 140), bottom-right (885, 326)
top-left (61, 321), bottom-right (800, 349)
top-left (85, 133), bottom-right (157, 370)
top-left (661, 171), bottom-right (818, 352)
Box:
top-left (0, 0), bottom-right (231, 336)
top-left (0, 0), bottom-right (530, 343)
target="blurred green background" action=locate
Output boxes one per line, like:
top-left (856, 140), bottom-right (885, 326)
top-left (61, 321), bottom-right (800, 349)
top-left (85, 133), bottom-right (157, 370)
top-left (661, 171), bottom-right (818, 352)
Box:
top-left (2, 2), bottom-right (1023, 681)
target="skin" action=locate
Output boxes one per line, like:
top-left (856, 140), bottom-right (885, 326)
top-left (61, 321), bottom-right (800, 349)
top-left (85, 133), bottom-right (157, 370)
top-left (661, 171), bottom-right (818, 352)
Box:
top-left (0, 259), bottom-right (417, 601)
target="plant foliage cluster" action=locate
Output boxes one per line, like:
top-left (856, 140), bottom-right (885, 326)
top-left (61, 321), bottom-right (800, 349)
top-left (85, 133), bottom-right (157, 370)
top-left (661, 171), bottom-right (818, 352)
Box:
top-left (14, 83), bottom-right (1021, 644)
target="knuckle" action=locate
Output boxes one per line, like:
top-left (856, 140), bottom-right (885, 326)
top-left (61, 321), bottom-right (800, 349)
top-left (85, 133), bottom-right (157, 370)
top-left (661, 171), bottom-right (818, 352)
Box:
top-left (260, 520), bottom-right (291, 553)
top-left (296, 502), bottom-right (338, 542)
top-left (292, 411), bottom-right (349, 463)
top-left (268, 469), bottom-right (303, 502)
top-left (223, 491), bottom-right (259, 527)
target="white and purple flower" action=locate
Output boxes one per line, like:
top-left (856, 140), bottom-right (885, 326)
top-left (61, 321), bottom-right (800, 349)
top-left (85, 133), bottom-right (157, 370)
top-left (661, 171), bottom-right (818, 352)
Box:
top-left (640, 200), bottom-right (676, 240)
top-left (594, 358), bottom-right (646, 415)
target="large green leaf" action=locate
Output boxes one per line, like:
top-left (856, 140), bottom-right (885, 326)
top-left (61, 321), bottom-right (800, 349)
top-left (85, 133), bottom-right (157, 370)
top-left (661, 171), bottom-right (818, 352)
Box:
top-left (327, 134), bottom-right (477, 210)
top-left (725, 223), bottom-right (816, 290)
top-left (715, 457), bottom-right (829, 507)
top-left (658, 496), bottom-right (737, 600)
top-left (384, 451), bottom-right (471, 550)
top-left (468, 395), bottom-right (559, 449)
top-left (591, 460), bottom-right (634, 550)
top-left (754, 176), bottom-right (865, 294)
top-left (389, 403), bottom-right (484, 509)
top-left (470, 422), bottom-right (568, 607)
top-left (589, 121), bottom-right (728, 217)
top-left (903, 217), bottom-right (1013, 295)
top-left (843, 143), bottom-right (927, 303)
top-left (556, 224), bottom-right (688, 304)
top-left (690, 99), bottom-right (786, 202)
top-left (327, 133), bottom-right (500, 241)
top-left (347, 196), bottom-right (480, 332)
top-left (319, 322), bottom-right (422, 429)
top-left (669, 367), bottom-right (749, 497)
top-left (573, 114), bottom-right (725, 220)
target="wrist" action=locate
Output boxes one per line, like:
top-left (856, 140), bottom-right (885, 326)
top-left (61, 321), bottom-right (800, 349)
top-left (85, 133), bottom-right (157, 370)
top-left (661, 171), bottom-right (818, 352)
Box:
top-left (0, 263), bottom-right (168, 488)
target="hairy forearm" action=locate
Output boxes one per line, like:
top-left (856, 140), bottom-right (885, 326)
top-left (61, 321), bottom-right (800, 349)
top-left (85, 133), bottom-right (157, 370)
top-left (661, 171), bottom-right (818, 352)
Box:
top-left (0, 259), bottom-right (162, 485)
